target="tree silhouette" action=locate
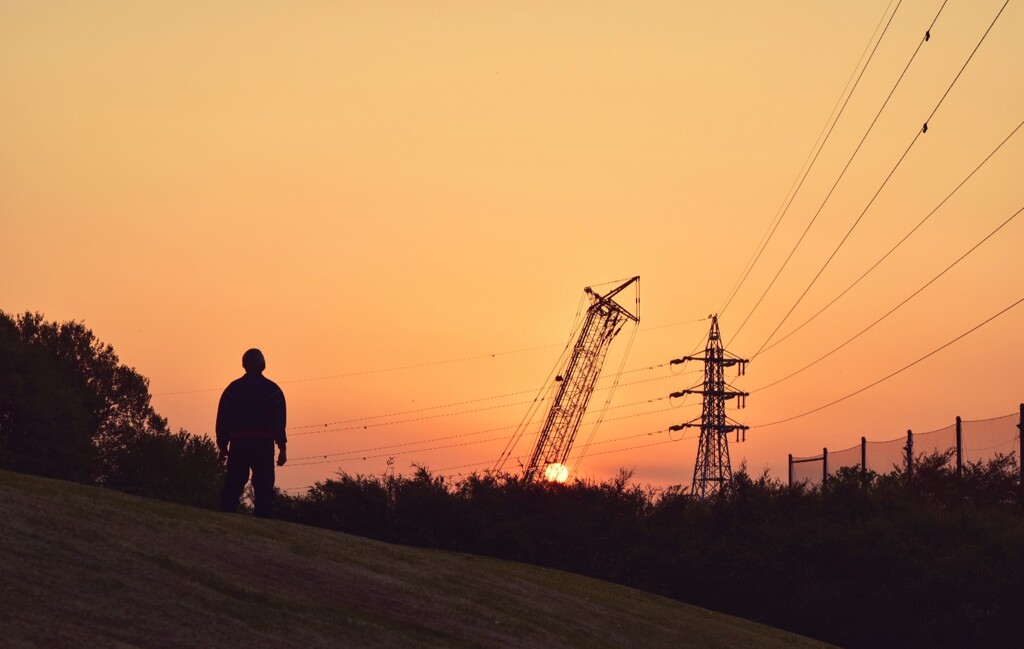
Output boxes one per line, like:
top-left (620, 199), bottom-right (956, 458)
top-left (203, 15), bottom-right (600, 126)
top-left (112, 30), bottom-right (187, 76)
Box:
top-left (0, 311), bottom-right (223, 506)
top-left (0, 314), bottom-right (94, 481)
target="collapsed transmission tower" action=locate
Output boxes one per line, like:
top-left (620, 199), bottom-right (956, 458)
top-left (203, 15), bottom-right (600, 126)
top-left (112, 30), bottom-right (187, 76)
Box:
top-left (522, 276), bottom-right (640, 482)
top-left (669, 315), bottom-right (748, 499)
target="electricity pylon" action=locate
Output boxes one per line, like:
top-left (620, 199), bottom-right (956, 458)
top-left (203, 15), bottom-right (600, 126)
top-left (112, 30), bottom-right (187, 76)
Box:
top-left (669, 315), bottom-right (748, 499)
top-left (523, 276), bottom-right (640, 482)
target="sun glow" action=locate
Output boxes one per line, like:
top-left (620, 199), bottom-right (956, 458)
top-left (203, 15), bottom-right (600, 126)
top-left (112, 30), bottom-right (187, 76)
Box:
top-left (543, 463), bottom-right (570, 483)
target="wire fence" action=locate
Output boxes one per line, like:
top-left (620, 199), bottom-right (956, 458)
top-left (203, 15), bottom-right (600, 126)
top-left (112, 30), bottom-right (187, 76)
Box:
top-left (788, 405), bottom-right (1023, 486)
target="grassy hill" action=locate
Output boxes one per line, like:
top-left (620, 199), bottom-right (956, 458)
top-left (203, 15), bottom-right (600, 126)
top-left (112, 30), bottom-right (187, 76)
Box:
top-left (0, 470), bottom-right (836, 648)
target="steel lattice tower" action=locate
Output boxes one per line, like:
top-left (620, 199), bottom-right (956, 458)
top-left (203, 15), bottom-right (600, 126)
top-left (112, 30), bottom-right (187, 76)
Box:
top-left (522, 277), bottom-right (640, 483)
top-left (670, 315), bottom-right (748, 499)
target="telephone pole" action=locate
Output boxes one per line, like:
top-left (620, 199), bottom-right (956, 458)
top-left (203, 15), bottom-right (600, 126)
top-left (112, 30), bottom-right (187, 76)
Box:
top-left (669, 315), bottom-right (748, 499)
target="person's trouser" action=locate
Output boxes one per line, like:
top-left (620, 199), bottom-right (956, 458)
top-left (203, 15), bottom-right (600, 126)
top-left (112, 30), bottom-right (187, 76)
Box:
top-left (220, 438), bottom-right (276, 517)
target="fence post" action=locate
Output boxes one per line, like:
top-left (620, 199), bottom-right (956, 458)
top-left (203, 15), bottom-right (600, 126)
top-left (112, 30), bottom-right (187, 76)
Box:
top-left (822, 447), bottom-right (828, 486)
top-left (861, 436), bottom-right (867, 479)
top-left (955, 416), bottom-right (963, 478)
top-left (1018, 404), bottom-right (1023, 499)
top-left (905, 430), bottom-right (914, 482)
top-left (788, 454), bottom-right (793, 487)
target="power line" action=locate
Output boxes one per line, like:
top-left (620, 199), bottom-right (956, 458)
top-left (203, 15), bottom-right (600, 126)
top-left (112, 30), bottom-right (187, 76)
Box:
top-left (277, 428), bottom-right (698, 493)
top-left (728, 0), bottom-right (951, 348)
top-left (434, 427), bottom-right (701, 482)
top-left (152, 343), bottom-right (558, 396)
top-left (289, 395), bottom-right (679, 462)
top-left (153, 318), bottom-right (702, 397)
top-left (923, 0), bottom-right (1009, 129)
top-left (756, 116), bottom-right (1024, 357)
top-left (285, 405), bottom-right (684, 468)
top-left (289, 366), bottom-right (689, 438)
top-left (752, 292), bottom-right (1024, 428)
top-left (288, 387), bottom-right (541, 430)
top-left (719, 0), bottom-right (903, 317)
top-left (749, 0), bottom-right (1010, 359)
top-left (750, 204), bottom-right (1024, 393)
top-left (288, 361), bottom-right (672, 431)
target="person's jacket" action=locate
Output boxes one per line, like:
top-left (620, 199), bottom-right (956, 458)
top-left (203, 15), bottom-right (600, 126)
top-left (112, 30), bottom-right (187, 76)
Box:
top-left (216, 372), bottom-right (287, 449)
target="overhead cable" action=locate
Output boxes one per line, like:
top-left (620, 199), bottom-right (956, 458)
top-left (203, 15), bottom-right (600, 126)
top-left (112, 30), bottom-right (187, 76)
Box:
top-left (288, 362), bottom-right (674, 432)
top-left (154, 317), bottom-right (701, 397)
top-left (756, 117), bottom-right (1024, 357)
top-left (751, 204), bottom-right (1024, 393)
top-left (751, 0), bottom-right (1010, 358)
top-left (728, 0), bottom-right (952, 348)
top-left (752, 292), bottom-right (1024, 428)
top-left (719, 0), bottom-right (903, 317)
top-left (289, 394), bottom-right (678, 462)
top-left (286, 405), bottom-right (682, 468)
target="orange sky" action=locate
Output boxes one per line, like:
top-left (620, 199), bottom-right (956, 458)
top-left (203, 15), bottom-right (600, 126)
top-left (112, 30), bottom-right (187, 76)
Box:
top-left (3, 1), bottom-right (1022, 492)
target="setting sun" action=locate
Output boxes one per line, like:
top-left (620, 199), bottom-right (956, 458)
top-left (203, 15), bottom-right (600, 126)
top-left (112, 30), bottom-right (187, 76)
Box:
top-left (543, 463), bottom-right (570, 484)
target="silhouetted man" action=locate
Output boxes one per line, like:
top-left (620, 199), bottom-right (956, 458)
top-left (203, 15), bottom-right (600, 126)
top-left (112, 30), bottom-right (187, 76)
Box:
top-left (217, 348), bottom-right (287, 517)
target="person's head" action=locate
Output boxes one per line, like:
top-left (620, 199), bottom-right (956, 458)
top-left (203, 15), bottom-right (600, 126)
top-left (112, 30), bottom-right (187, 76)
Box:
top-left (242, 348), bottom-right (266, 374)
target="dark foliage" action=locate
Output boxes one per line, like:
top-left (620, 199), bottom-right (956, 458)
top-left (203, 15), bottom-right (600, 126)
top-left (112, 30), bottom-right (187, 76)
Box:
top-left (277, 454), bottom-right (1024, 649)
top-left (0, 315), bottom-right (94, 481)
top-left (102, 428), bottom-right (224, 508)
top-left (0, 311), bottom-right (223, 507)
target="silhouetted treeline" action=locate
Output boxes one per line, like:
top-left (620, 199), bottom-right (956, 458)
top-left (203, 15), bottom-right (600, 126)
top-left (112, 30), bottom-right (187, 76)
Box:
top-left (277, 456), bottom-right (1024, 649)
top-left (0, 311), bottom-right (223, 507)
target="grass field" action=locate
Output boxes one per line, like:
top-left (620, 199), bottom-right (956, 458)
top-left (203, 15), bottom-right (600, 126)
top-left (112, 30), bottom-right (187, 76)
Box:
top-left (0, 470), bottom-right (837, 648)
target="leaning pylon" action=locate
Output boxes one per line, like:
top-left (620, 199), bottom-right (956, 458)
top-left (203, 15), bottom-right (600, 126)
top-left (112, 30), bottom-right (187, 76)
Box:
top-left (522, 277), bottom-right (640, 482)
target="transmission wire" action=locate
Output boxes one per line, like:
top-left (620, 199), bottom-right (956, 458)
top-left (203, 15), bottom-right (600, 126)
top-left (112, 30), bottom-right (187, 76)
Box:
top-left (752, 292), bottom-right (1024, 428)
top-left (728, 0), bottom-right (951, 348)
top-left (750, 0), bottom-right (1008, 358)
top-left (287, 404), bottom-right (681, 468)
top-left (719, 0), bottom-right (903, 317)
top-left (290, 393), bottom-right (673, 462)
top-left (757, 116), bottom-right (1024, 357)
top-left (750, 204), bottom-right (1024, 393)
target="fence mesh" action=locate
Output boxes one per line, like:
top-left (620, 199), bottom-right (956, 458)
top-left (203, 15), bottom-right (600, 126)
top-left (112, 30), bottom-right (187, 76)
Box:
top-left (963, 413), bottom-right (1019, 464)
top-left (790, 456), bottom-right (824, 485)
top-left (789, 410), bottom-right (1021, 487)
top-left (827, 444), bottom-right (862, 478)
top-left (865, 438), bottom-right (907, 477)
top-left (914, 424), bottom-right (957, 466)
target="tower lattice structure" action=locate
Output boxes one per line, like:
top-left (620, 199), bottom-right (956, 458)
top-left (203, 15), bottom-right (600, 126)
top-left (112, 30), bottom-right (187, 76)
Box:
top-left (670, 315), bottom-right (748, 499)
top-left (523, 276), bottom-right (640, 482)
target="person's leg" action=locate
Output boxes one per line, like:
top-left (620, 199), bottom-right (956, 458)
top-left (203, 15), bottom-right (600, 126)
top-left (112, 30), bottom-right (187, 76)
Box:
top-left (220, 443), bottom-right (251, 513)
top-left (251, 439), bottom-right (276, 518)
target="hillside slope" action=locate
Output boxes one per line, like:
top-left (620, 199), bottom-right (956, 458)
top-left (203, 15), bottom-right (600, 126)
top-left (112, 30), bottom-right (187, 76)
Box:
top-left (0, 470), bottom-right (835, 648)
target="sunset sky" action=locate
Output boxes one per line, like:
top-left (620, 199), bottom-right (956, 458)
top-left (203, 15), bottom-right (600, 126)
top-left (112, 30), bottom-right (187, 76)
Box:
top-left (3, 1), bottom-right (1022, 493)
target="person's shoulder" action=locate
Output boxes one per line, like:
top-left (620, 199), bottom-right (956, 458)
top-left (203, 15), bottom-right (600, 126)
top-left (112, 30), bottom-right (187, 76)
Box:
top-left (223, 375), bottom-right (248, 393)
top-left (268, 378), bottom-right (285, 396)
top-left (257, 374), bottom-right (284, 393)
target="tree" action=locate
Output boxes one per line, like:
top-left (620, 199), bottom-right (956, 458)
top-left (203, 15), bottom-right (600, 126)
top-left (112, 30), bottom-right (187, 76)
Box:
top-left (100, 428), bottom-right (224, 508)
top-left (0, 314), bottom-right (95, 481)
top-left (0, 311), bottom-right (223, 505)
top-left (10, 311), bottom-right (171, 483)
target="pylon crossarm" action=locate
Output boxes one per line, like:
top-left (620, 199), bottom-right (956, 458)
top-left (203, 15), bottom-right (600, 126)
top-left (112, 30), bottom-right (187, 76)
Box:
top-left (669, 422), bottom-right (700, 431)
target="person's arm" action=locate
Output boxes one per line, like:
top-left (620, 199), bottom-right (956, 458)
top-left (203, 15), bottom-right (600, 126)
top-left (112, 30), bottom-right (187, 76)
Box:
top-left (215, 388), bottom-right (232, 461)
top-left (273, 384), bottom-right (287, 466)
